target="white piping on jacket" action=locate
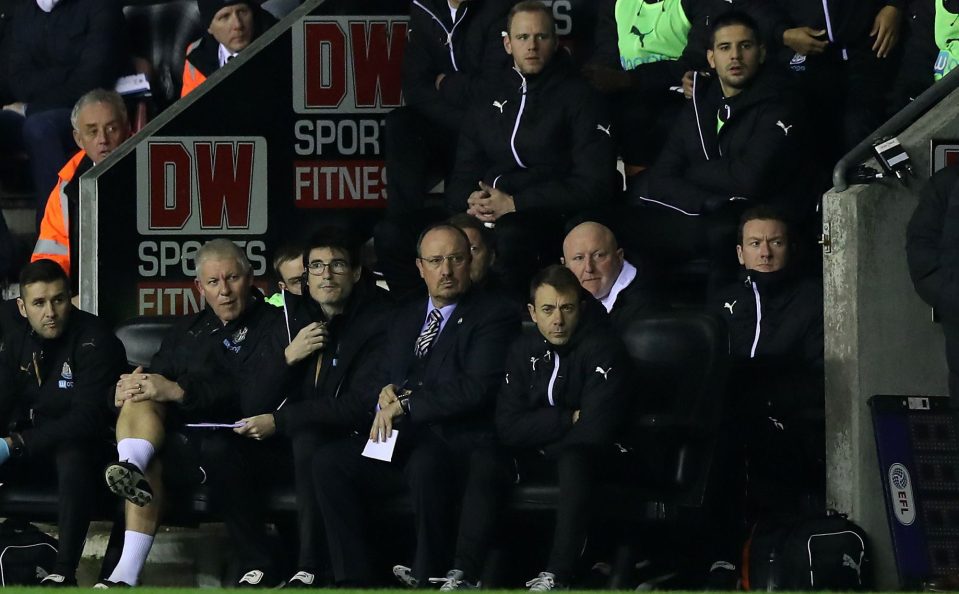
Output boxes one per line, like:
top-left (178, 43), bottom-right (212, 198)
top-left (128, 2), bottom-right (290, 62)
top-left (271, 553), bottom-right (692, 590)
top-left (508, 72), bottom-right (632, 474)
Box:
top-left (547, 352), bottom-right (560, 406)
top-left (509, 68), bottom-right (529, 169)
top-left (412, 0), bottom-right (469, 71)
top-left (749, 280), bottom-right (762, 358)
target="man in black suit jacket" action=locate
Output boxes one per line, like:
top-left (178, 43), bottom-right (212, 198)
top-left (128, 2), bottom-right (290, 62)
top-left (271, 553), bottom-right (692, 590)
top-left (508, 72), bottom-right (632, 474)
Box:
top-left (313, 223), bottom-right (521, 588)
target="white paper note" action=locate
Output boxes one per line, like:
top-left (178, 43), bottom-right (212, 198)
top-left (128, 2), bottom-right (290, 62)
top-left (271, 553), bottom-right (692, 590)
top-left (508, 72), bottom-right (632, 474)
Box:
top-left (184, 422), bottom-right (246, 429)
top-left (362, 430), bottom-right (399, 462)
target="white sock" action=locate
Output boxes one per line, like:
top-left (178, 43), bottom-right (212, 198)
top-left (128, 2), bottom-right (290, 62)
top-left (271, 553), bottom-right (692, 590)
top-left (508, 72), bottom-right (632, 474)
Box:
top-left (107, 530), bottom-right (154, 586)
top-left (116, 438), bottom-right (154, 473)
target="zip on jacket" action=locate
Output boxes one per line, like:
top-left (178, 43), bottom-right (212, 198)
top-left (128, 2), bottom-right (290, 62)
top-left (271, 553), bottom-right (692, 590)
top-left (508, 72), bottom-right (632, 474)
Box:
top-left (412, 0), bottom-right (470, 72)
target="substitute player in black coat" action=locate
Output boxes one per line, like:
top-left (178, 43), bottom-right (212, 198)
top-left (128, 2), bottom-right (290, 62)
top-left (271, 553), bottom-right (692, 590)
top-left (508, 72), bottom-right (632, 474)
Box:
top-left (0, 260), bottom-right (126, 586)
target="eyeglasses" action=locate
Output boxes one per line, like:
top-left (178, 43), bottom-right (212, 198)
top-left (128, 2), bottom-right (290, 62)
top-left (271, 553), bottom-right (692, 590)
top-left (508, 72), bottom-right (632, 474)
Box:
top-left (307, 259), bottom-right (351, 275)
top-left (417, 254), bottom-right (468, 269)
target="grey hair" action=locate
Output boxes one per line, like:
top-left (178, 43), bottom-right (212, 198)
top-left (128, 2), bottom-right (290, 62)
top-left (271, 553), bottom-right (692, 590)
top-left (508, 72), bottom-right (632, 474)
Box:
top-left (70, 89), bottom-right (128, 131)
top-left (195, 239), bottom-right (252, 275)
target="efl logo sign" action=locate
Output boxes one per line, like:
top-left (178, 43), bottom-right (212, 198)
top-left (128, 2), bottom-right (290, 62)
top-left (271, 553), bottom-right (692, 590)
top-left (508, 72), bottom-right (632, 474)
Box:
top-left (292, 16), bottom-right (407, 114)
top-left (136, 137), bottom-right (268, 235)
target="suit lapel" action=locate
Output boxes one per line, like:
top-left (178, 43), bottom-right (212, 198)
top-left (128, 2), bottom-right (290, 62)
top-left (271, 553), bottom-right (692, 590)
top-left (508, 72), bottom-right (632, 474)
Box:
top-left (423, 295), bottom-right (472, 377)
top-left (392, 300), bottom-right (428, 383)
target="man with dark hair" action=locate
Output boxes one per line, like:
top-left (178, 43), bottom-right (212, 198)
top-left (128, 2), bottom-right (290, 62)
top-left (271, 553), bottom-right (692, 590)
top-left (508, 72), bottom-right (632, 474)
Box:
top-left (443, 0), bottom-right (616, 297)
top-left (32, 89), bottom-right (131, 291)
top-left (632, 11), bottom-right (811, 283)
top-left (237, 226), bottom-right (392, 588)
top-left (562, 221), bottom-right (657, 325)
top-left (708, 206), bottom-right (824, 582)
top-left (497, 264), bottom-right (627, 591)
top-left (448, 213), bottom-right (497, 289)
top-left (99, 239), bottom-right (286, 587)
top-left (180, 0), bottom-right (277, 96)
top-left (313, 223), bottom-right (520, 588)
top-left (264, 244), bottom-right (305, 307)
top-left (0, 259), bottom-right (126, 586)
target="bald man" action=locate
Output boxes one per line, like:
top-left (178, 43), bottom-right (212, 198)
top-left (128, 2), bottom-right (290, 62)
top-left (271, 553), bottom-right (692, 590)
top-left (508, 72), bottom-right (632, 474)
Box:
top-left (562, 222), bottom-right (658, 325)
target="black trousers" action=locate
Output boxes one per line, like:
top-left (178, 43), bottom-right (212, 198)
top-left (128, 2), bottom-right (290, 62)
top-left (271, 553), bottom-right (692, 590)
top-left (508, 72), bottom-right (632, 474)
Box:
top-left (384, 107), bottom-right (458, 216)
top-left (197, 431), bottom-right (293, 577)
top-left (0, 440), bottom-right (107, 577)
top-left (312, 431), bottom-right (510, 585)
top-left (291, 432), bottom-right (330, 575)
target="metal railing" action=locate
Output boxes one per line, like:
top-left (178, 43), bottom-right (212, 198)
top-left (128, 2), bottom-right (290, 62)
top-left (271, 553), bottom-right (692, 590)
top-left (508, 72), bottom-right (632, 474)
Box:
top-left (832, 66), bottom-right (959, 192)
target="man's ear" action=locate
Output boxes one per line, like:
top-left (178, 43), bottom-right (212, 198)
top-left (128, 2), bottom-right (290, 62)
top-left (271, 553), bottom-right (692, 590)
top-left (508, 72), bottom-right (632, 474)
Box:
top-left (415, 257), bottom-right (426, 280)
top-left (706, 49), bottom-right (716, 69)
top-left (73, 128), bottom-right (83, 151)
top-left (759, 44), bottom-right (767, 64)
top-left (16, 298), bottom-right (26, 319)
top-left (278, 281), bottom-right (288, 292)
top-left (736, 245), bottom-right (745, 266)
top-left (527, 303), bottom-right (536, 323)
top-left (503, 32), bottom-right (512, 56)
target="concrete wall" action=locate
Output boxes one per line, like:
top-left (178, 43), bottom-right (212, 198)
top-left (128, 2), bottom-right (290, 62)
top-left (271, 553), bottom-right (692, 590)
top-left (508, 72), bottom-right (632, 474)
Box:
top-left (823, 88), bottom-right (959, 589)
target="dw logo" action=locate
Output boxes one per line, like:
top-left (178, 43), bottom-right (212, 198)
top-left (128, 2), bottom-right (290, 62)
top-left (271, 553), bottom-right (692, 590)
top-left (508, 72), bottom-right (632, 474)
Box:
top-left (136, 137), bottom-right (268, 235)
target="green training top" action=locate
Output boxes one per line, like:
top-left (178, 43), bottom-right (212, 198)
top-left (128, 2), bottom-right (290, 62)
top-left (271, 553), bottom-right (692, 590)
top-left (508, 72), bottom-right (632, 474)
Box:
top-left (616, 0), bottom-right (692, 70)
top-left (934, 4), bottom-right (959, 80)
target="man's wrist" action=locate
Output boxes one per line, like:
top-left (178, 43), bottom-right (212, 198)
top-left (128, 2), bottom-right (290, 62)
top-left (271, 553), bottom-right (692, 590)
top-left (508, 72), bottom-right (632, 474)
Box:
top-left (397, 394), bottom-right (411, 416)
top-left (8, 433), bottom-right (25, 458)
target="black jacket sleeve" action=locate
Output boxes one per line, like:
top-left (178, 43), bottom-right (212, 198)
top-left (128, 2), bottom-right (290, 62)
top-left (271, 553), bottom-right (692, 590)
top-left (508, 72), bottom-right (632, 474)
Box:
top-left (496, 340), bottom-right (574, 447)
top-left (445, 104), bottom-right (491, 212)
top-left (562, 337), bottom-right (629, 447)
top-left (907, 167), bottom-right (959, 319)
top-left (22, 328), bottom-right (125, 455)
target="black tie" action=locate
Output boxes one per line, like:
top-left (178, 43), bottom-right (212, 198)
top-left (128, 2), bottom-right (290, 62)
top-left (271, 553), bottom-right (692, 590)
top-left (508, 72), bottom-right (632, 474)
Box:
top-left (414, 309), bottom-right (443, 358)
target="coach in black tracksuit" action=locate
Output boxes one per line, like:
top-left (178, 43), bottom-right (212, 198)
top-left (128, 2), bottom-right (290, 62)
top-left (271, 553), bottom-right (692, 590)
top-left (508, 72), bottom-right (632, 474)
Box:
top-left (497, 266), bottom-right (628, 589)
top-left (445, 4), bottom-right (616, 298)
top-left (0, 260), bottom-right (126, 585)
top-left (386, 0), bottom-right (515, 214)
top-left (238, 228), bottom-right (393, 587)
top-left (712, 207), bottom-right (823, 518)
top-left (907, 165), bottom-right (959, 397)
top-left (626, 11), bottom-right (811, 288)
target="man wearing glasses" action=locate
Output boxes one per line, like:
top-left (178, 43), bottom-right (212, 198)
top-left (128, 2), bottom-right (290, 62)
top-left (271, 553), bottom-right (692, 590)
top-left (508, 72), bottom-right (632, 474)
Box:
top-left (313, 223), bottom-right (521, 588)
top-left (237, 226), bottom-right (392, 588)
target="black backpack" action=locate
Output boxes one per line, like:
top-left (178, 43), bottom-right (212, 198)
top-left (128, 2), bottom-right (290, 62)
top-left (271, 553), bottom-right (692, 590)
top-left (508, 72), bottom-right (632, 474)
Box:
top-left (0, 519), bottom-right (58, 586)
top-left (742, 510), bottom-right (870, 591)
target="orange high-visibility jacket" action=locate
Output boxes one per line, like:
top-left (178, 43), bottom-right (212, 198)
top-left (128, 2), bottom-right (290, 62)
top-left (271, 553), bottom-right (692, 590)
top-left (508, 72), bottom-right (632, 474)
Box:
top-left (180, 39), bottom-right (207, 97)
top-left (32, 150), bottom-right (87, 275)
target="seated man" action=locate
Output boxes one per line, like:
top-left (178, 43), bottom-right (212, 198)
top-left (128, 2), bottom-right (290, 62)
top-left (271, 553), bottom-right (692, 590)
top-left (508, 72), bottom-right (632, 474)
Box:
top-left (710, 206), bottom-right (823, 575)
top-left (635, 11), bottom-right (810, 281)
top-left (264, 243), bottom-right (304, 307)
top-left (100, 239), bottom-right (287, 587)
top-left (584, 0), bottom-right (781, 173)
top-left (497, 265), bottom-right (628, 591)
top-left (237, 227), bottom-right (392, 588)
top-left (448, 213), bottom-right (498, 291)
top-left (32, 89), bottom-right (132, 293)
top-left (0, 259), bottom-right (126, 586)
top-left (1, 0), bottom-right (123, 218)
top-left (562, 221), bottom-right (657, 325)
top-left (385, 0), bottom-right (514, 215)
top-left (181, 0), bottom-right (277, 97)
top-left (313, 223), bottom-right (521, 588)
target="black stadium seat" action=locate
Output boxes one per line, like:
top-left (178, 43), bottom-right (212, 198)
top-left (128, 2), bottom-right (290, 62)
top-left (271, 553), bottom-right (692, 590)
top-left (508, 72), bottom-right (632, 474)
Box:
top-left (113, 315), bottom-right (178, 367)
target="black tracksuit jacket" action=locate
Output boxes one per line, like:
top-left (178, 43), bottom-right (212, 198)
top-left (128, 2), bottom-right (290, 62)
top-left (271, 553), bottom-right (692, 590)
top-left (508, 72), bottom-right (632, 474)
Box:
top-left (907, 165), bottom-right (959, 322)
top-left (446, 52), bottom-right (616, 215)
top-left (7, 0), bottom-right (124, 115)
top-left (770, 0), bottom-right (903, 53)
top-left (271, 277), bottom-right (393, 437)
top-left (148, 292), bottom-right (284, 423)
top-left (496, 314), bottom-right (629, 453)
top-left (402, 0), bottom-right (514, 132)
top-left (646, 69), bottom-right (810, 220)
top-left (712, 267), bottom-right (824, 412)
top-left (0, 307), bottom-right (126, 456)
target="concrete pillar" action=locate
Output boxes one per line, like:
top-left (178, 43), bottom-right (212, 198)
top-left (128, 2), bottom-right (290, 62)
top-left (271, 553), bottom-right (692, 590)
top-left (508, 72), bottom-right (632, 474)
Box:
top-left (823, 88), bottom-right (959, 589)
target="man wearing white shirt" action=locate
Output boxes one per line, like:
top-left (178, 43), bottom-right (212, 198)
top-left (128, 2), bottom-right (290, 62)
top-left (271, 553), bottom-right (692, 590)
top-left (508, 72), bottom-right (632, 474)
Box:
top-left (562, 221), bottom-right (658, 325)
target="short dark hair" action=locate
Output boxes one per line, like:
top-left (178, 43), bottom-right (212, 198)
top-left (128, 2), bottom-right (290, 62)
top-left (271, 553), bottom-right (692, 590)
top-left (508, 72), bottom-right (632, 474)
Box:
top-left (447, 213), bottom-right (495, 252)
top-left (737, 205), bottom-right (790, 245)
top-left (19, 259), bottom-right (69, 292)
top-left (708, 10), bottom-right (763, 48)
top-left (273, 243), bottom-right (303, 279)
top-left (529, 264), bottom-right (581, 305)
top-left (415, 223), bottom-right (471, 257)
top-left (507, 0), bottom-right (555, 35)
top-left (303, 226), bottom-right (362, 268)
